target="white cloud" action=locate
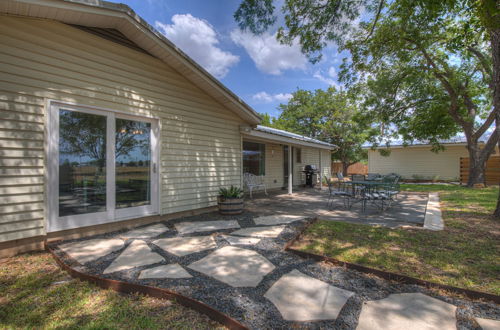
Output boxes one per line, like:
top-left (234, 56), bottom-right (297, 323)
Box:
top-left (328, 66), bottom-right (337, 79)
top-left (252, 91), bottom-right (293, 103)
top-left (230, 30), bottom-right (307, 75)
top-left (155, 15), bottom-right (239, 78)
top-left (314, 66), bottom-right (340, 88)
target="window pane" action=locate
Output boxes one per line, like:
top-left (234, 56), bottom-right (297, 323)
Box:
top-left (59, 110), bottom-right (106, 217)
top-left (115, 119), bottom-right (151, 209)
top-left (243, 141), bottom-right (265, 175)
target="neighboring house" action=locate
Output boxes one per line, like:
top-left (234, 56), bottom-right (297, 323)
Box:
top-left (0, 0), bottom-right (334, 257)
top-left (365, 139), bottom-right (498, 181)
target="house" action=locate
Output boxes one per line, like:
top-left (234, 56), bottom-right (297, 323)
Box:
top-left (0, 0), bottom-right (334, 257)
top-left (365, 138), bottom-right (498, 181)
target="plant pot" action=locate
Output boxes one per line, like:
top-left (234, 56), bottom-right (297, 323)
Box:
top-left (217, 196), bottom-right (244, 215)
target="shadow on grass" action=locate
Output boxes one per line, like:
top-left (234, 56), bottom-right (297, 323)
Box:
top-left (0, 252), bottom-right (220, 329)
top-left (297, 206), bottom-right (500, 295)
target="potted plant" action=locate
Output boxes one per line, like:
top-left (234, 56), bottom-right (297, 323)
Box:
top-left (217, 185), bottom-right (244, 215)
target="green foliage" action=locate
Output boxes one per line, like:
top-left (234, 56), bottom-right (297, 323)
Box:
top-left (343, 1), bottom-right (496, 150)
top-left (218, 185), bottom-right (244, 199)
top-left (234, 0), bottom-right (371, 63)
top-left (264, 86), bottom-right (377, 166)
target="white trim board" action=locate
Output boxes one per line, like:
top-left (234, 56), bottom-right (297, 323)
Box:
top-left (46, 100), bottom-right (160, 232)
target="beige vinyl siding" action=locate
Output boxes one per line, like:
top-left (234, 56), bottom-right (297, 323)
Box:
top-left (0, 16), bottom-right (245, 242)
top-left (242, 141), bottom-right (330, 190)
top-left (264, 142), bottom-right (284, 189)
top-left (292, 146), bottom-right (330, 186)
top-left (320, 149), bottom-right (332, 180)
top-left (367, 146), bottom-right (470, 180)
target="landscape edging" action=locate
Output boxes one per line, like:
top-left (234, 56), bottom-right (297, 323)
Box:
top-left (284, 221), bottom-right (500, 304)
top-left (46, 245), bottom-right (248, 330)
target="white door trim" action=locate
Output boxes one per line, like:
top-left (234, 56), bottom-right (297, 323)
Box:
top-left (46, 100), bottom-right (160, 232)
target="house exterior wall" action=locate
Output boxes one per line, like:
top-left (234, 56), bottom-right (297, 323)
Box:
top-left (293, 146), bottom-right (332, 186)
top-left (0, 16), bottom-right (245, 243)
top-left (242, 140), bottom-right (332, 191)
top-left (367, 145), bottom-right (471, 180)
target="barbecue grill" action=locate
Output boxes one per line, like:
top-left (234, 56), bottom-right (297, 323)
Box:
top-left (302, 164), bottom-right (319, 188)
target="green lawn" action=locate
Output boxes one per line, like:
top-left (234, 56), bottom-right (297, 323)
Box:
top-left (0, 252), bottom-right (223, 329)
top-left (294, 184), bottom-right (500, 295)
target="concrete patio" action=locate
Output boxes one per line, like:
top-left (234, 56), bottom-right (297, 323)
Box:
top-left (245, 188), bottom-right (428, 228)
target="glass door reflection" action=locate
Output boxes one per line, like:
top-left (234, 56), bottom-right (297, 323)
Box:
top-left (115, 118), bottom-right (151, 209)
top-left (58, 110), bottom-right (107, 217)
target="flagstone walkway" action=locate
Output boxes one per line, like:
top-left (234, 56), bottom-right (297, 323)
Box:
top-left (53, 212), bottom-right (499, 329)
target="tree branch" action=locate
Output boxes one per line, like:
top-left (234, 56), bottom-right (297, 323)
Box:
top-left (364, 0), bottom-right (385, 42)
top-left (473, 109), bottom-right (497, 140)
top-left (479, 128), bottom-right (499, 162)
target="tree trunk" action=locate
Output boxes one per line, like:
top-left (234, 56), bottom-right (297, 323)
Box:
top-left (491, 28), bottom-right (500, 218)
top-left (342, 161), bottom-right (350, 176)
top-left (466, 143), bottom-right (487, 187)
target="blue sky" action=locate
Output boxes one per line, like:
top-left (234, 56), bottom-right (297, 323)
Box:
top-left (115, 0), bottom-right (347, 118)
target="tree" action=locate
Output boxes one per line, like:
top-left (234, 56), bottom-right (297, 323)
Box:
top-left (344, 2), bottom-right (498, 187)
top-left (235, 0), bottom-right (498, 184)
top-left (272, 87), bottom-right (376, 174)
top-left (259, 112), bottom-right (275, 127)
top-left (60, 112), bottom-right (150, 184)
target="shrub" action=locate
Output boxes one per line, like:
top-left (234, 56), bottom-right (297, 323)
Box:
top-left (218, 185), bottom-right (243, 199)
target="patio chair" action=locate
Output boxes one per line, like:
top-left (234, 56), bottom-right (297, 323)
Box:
top-left (325, 175), bottom-right (352, 209)
top-left (243, 172), bottom-right (268, 199)
top-left (380, 175), bottom-right (401, 201)
top-left (366, 173), bottom-right (381, 181)
top-left (351, 174), bottom-right (366, 181)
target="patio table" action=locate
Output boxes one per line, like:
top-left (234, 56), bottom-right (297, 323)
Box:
top-left (344, 180), bottom-right (393, 212)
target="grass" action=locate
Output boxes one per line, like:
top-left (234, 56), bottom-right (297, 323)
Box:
top-left (294, 184), bottom-right (500, 295)
top-left (0, 252), bottom-right (224, 329)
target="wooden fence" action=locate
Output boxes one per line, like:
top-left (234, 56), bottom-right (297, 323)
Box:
top-left (460, 156), bottom-right (500, 185)
top-left (331, 162), bottom-right (368, 175)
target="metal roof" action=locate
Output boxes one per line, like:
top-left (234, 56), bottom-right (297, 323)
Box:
top-left (363, 136), bottom-right (488, 149)
top-left (254, 125), bottom-right (336, 148)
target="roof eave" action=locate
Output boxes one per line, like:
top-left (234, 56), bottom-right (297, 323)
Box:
top-left (243, 129), bottom-right (336, 150)
top-left (0, 0), bottom-right (261, 125)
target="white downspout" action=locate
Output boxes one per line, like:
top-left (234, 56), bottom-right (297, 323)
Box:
top-left (288, 144), bottom-right (293, 194)
top-left (319, 149), bottom-right (323, 190)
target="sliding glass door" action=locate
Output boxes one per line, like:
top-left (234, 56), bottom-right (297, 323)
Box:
top-left (48, 103), bottom-right (159, 232)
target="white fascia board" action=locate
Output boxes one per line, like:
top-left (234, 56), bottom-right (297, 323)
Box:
top-left (243, 130), bottom-right (335, 150)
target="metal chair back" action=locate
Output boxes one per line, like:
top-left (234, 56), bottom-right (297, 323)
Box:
top-left (351, 174), bottom-right (365, 181)
top-left (336, 172), bottom-right (344, 181)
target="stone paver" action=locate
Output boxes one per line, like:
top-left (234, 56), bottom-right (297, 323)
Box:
top-left (59, 238), bottom-right (124, 264)
top-left (153, 236), bottom-right (216, 257)
top-left (357, 293), bottom-right (457, 330)
top-left (222, 235), bottom-right (261, 245)
top-left (253, 214), bottom-right (307, 226)
top-left (264, 269), bottom-right (354, 321)
top-left (476, 317), bottom-right (500, 330)
top-left (231, 225), bottom-right (285, 238)
top-left (119, 223), bottom-right (169, 239)
top-left (138, 264), bottom-right (192, 279)
top-left (188, 246), bottom-right (275, 287)
top-left (103, 240), bottom-right (164, 274)
top-left (175, 220), bottom-right (240, 234)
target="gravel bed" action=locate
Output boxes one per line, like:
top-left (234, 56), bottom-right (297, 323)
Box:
top-left (49, 211), bottom-right (500, 329)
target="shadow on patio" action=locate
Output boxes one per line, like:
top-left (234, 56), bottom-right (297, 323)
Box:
top-left (244, 188), bottom-right (428, 228)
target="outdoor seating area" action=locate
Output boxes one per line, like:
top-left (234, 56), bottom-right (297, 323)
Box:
top-left (326, 173), bottom-right (401, 213)
top-left (245, 185), bottom-right (427, 228)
